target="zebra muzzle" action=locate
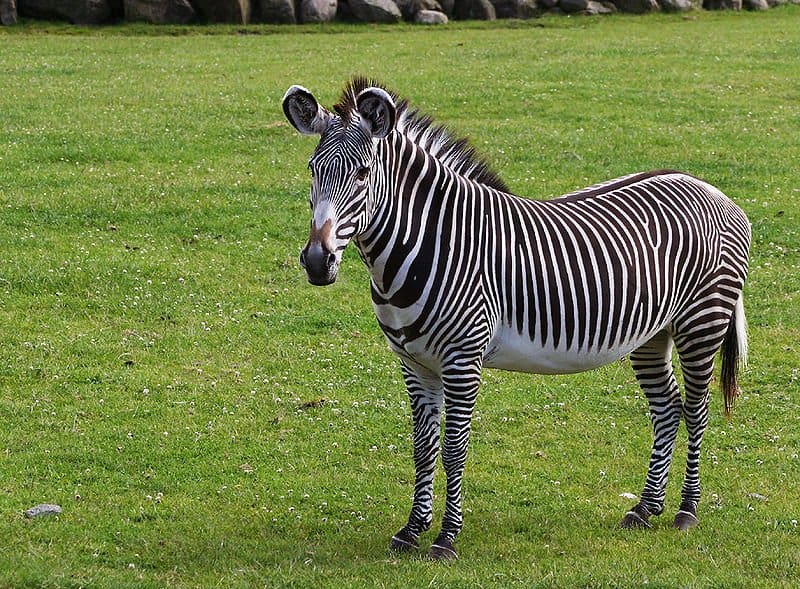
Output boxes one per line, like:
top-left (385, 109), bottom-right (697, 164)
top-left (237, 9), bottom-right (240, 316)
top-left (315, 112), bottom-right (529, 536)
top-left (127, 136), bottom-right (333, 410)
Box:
top-left (299, 241), bottom-right (338, 286)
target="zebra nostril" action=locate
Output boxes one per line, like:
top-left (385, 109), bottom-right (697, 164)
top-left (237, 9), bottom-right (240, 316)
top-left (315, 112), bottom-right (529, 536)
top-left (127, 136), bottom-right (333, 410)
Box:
top-left (299, 250), bottom-right (307, 269)
top-left (326, 252), bottom-right (336, 267)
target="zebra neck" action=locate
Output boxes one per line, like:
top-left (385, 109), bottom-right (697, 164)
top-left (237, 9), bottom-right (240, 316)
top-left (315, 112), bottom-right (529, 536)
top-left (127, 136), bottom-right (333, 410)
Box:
top-left (354, 135), bottom-right (493, 303)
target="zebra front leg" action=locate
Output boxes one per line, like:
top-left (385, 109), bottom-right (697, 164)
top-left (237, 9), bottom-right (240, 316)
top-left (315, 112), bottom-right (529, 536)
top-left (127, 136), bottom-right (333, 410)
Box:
top-left (622, 332), bottom-right (683, 529)
top-left (427, 362), bottom-right (481, 561)
top-left (390, 363), bottom-right (443, 553)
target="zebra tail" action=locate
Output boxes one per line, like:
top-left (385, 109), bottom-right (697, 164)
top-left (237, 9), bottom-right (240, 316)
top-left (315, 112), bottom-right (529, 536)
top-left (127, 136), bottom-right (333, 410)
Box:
top-left (720, 294), bottom-right (748, 417)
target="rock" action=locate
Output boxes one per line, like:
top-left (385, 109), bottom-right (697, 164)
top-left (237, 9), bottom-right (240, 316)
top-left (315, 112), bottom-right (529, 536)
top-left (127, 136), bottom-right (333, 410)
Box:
top-left (490, 0), bottom-right (516, 16)
top-left (300, 0), bottom-right (337, 21)
top-left (584, 0), bottom-right (614, 12)
top-left (1, 0), bottom-right (17, 25)
top-left (438, 0), bottom-right (454, 13)
top-left (395, 0), bottom-right (415, 17)
top-left (742, 0), bottom-right (768, 8)
top-left (474, 0), bottom-right (496, 18)
top-left (491, 0), bottom-right (538, 17)
top-left (702, 0), bottom-right (741, 8)
top-left (537, 0), bottom-right (557, 8)
top-left (192, 0), bottom-right (251, 22)
top-left (415, 7), bottom-right (448, 20)
top-left (416, 0), bottom-right (444, 14)
top-left (453, 0), bottom-right (495, 19)
top-left (659, 0), bottom-right (691, 10)
top-left (123, 0), bottom-right (195, 22)
top-left (336, 0), bottom-right (356, 18)
top-left (255, 0), bottom-right (295, 22)
top-left (18, 0), bottom-right (112, 23)
top-left (348, 0), bottom-right (401, 21)
top-left (560, 0), bottom-right (587, 11)
top-left (416, 0), bottom-right (443, 10)
top-left (517, 0), bottom-right (538, 16)
top-left (611, 0), bottom-right (658, 12)
top-left (24, 504), bottom-right (62, 518)
top-left (396, 0), bottom-right (439, 18)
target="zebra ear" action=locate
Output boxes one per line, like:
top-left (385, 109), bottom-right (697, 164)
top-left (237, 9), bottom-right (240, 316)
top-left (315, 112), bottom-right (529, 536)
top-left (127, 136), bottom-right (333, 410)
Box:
top-left (356, 87), bottom-right (396, 140)
top-left (282, 85), bottom-right (331, 135)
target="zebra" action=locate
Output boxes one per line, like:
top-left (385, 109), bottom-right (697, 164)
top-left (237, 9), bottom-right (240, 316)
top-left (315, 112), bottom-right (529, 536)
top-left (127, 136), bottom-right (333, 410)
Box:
top-left (282, 77), bottom-right (751, 561)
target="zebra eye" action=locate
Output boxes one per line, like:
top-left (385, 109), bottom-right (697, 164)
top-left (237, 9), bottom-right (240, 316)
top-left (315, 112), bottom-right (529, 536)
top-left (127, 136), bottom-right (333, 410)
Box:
top-left (356, 167), bottom-right (369, 182)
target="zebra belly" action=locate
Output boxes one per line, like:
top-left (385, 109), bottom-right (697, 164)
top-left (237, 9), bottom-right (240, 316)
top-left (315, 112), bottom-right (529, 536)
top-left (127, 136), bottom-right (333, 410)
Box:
top-left (483, 324), bottom-right (648, 375)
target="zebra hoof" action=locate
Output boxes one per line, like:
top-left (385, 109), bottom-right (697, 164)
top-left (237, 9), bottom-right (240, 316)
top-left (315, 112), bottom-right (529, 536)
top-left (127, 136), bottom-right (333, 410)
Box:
top-left (389, 528), bottom-right (419, 553)
top-left (620, 504), bottom-right (652, 529)
top-left (673, 510), bottom-right (699, 531)
top-left (428, 539), bottom-right (458, 561)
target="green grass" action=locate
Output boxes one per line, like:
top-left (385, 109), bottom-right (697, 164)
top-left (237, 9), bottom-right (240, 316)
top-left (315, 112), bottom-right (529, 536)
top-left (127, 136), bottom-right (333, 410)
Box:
top-left (1, 8), bottom-right (799, 588)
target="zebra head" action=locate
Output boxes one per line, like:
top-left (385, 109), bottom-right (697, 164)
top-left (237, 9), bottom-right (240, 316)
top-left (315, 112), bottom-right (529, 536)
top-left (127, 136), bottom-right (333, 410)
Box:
top-left (283, 83), bottom-right (396, 286)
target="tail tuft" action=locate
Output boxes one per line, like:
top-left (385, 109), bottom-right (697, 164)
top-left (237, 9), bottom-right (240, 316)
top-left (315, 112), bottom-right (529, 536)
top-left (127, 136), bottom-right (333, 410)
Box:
top-left (720, 295), bottom-right (748, 416)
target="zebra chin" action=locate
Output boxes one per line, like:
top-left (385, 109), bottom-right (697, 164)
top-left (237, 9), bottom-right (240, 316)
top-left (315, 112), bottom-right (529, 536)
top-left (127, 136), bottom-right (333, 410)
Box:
top-left (305, 271), bottom-right (338, 287)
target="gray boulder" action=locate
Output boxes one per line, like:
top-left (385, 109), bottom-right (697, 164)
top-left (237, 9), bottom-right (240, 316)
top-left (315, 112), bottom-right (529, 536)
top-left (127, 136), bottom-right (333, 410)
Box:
top-left (192, 0), bottom-right (251, 22)
top-left (395, 0), bottom-right (415, 17)
top-left (416, 0), bottom-right (443, 10)
top-left (300, 0), bottom-right (337, 21)
top-left (490, 0), bottom-right (516, 16)
top-left (438, 0), bottom-right (454, 13)
top-left (702, 0), bottom-right (742, 7)
top-left (18, 0), bottom-right (112, 23)
top-left (398, 0), bottom-right (441, 19)
top-left (517, 0), bottom-right (538, 16)
top-left (256, 0), bottom-right (295, 21)
top-left (611, 0), bottom-right (658, 11)
top-left (348, 0), bottom-right (401, 21)
top-left (585, 0), bottom-right (614, 11)
top-left (453, 0), bottom-right (495, 18)
top-left (123, 0), bottom-right (195, 22)
top-left (336, 0), bottom-right (356, 18)
top-left (659, 0), bottom-right (691, 10)
top-left (560, 0), bottom-right (587, 11)
top-left (491, 0), bottom-right (538, 16)
top-left (415, 7), bottom-right (448, 20)
top-left (742, 0), bottom-right (768, 8)
top-left (1, 0), bottom-right (17, 25)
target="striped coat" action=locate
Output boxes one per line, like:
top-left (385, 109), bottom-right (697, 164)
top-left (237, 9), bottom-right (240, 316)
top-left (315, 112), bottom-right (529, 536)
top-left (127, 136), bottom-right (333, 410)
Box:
top-left (283, 78), bottom-right (751, 560)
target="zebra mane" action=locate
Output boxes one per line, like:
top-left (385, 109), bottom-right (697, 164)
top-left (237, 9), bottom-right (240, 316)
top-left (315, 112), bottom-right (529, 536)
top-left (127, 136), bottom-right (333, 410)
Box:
top-left (334, 77), bottom-right (510, 193)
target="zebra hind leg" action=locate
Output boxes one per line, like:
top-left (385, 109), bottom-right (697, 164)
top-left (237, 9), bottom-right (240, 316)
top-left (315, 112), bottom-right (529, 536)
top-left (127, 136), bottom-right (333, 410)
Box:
top-left (621, 331), bottom-right (683, 530)
top-left (671, 330), bottom-right (723, 531)
top-left (669, 289), bottom-right (741, 531)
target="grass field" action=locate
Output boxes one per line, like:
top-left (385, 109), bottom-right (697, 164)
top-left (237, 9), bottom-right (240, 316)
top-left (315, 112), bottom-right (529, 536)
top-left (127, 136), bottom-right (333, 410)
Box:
top-left (1, 8), bottom-right (799, 588)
